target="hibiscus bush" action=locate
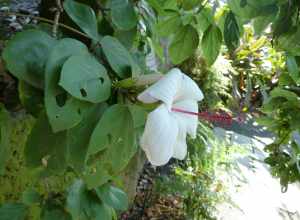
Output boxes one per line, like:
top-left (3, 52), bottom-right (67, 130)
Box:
top-left (0, 0), bottom-right (300, 219)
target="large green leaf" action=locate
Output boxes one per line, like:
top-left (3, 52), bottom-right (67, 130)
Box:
top-left (181, 0), bottom-right (202, 10)
top-left (59, 54), bottom-right (111, 103)
top-left (45, 38), bottom-right (90, 132)
top-left (2, 29), bottom-right (56, 88)
top-left (63, 0), bottom-right (99, 40)
top-left (277, 29), bottom-right (300, 56)
top-left (169, 25), bottom-right (199, 64)
top-left (96, 183), bottom-right (128, 211)
top-left (18, 81), bottom-right (44, 117)
top-left (0, 107), bottom-right (12, 175)
top-left (25, 112), bottom-right (67, 174)
top-left (201, 25), bottom-right (222, 66)
top-left (22, 188), bottom-right (41, 206)
top-left (224, 11), bottom-right (240, 51)
top-left (100, 36), bottom-right (139, 78)
top-left (110, 0), bottom-right (138, 30)
top-left (88, 104), bottom-right (136, 176)
top-left (67, 104), bottom-right (107, 171)
top-left (286, 55), bottom-right (300, 84)
top-left (228, 0), bottom-right (260, 19)
top-left (156, 12), bottom-right (182, 37)
top-left (66, 180), bottom-right (114, 220)
top-left (88, 104), bottom-right (134, 155)
top-left (196, 7), bottom-right (214, 33)
top-left (0, 203), bottom-right (28, 220)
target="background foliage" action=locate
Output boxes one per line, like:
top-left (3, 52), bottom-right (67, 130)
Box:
top-left (0, 0), bottom-right (300, 219)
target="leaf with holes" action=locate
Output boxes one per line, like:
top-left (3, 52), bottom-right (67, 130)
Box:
top-left (88, 104), bottom-right (136, 174)
top-left (63, 0), bottom-right (99, 40)
top-left (2, 29), bottom-right (56, 88)
top-left (169, 25), bottom-right (199, 64)
top-left (100, 36), bottom-right (140, 78)
top-left (59, 54), bottom-right (111, 103)
top-left (110, 0), bottom-right (138, 30)
top-left (201, 24), bottom-right (222, 66)
top-left (45, 38), bottom-right (91, 132)
top-left (96, 183), bottom-right (128, 211)
top-left (25, 112), bottom-right (68, 174)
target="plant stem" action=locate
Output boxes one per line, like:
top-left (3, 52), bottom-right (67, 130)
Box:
top-left (52, 0), bottom-right (63, 38)
top-left (1, 11), bottom-right (90, 39)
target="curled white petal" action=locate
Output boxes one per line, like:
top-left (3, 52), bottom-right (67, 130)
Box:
top-left (172, 124), bottom-right (188, 160)
top-left (140, 104), bottom-right (179, 166)
top-left (173, 99), bottom-right (199, 139)
top-left (177, 73), bottom-right (204, 102)
top-left (138, 68), bottom-right (182, 110)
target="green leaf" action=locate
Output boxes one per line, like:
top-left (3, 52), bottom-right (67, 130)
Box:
top-left (277, 28), bottom-right (300, 56)
top-left (286, 55), bottom-right (300, 84)
top-left (19, 81), bottom-right (44, 117)
top-left (270, 88), bottom-right (299, 104)
top-left (96, 183), bottom-right (128, 211)
top-left (228, 0), bottom-right (259, 19)
top-left (156, 12), bottom-right (182, 37)
top-left (66, 180), bottom-right (87, 220)
top-left (201, 25), bottom-right (222, 66)
top-left (0, 203), bottom-right (28, 220)
top-left (196, 7), bottom-right (214, 32)
top-left (63, 0), bottom-right (99, 40)
top-left (66, 179), bottom-right (114, 220)
top-left (181, 0), bottom-right (202, 10)
top-left (88, 104), bottom-right (136, 175)
top-left (169, 25), bottom-right (199, 64)
top-left (128, 105), bottom-right (147, 128)
top-left (59, 54), bottom-right (111, 103)
top-left (253, 13), bottom-right (276, 35)
top-left (25, 112), bottom-right (67, 174)
top-left (224, 11), bottom-right (240, 51)
top-left (22, 188), bottom-right (41, 206)
top-left (2, 29), bottom-right (56, 88)
top-left (110, 0), bottom-right (138, 30)
top-left (45, 38), bottom-right (90, 132)
top-left (100, 36), bottom-right (139, 78)
top-left (115, 29), bottom-right (137, 50)
top-left (67, 104), bottom-right (107, 171)
top-left (88, 104), bottom-right (134, 155)
top-left (0, 107), bottom-right (12, 175)
top-left (41, 207), bottom-right (71, 220)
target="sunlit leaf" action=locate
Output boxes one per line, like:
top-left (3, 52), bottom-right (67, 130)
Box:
top-left (201, 24), bottom-right (222, 66)
top-left (169, 25), bottom-right (199, 64)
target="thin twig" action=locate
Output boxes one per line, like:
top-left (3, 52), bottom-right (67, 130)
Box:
top-left (0, 11), bottom-right (90, 39)
top-left (52, 0), bottom-right (63, 38)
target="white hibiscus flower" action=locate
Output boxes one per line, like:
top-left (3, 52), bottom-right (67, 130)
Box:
top-left (138, 68), bottom-right (204, 166)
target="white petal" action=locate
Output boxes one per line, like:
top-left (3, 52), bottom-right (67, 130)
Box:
top-left (140, 104), bottom-right (179, 166)
top-left (176, 72), bottom-right (204, 102)
top-left (173, 125), bottom-right (188, 160)
top-left (138, 68), bottom-right (182, 110)
top-left (172, 99), bottom-right (199, 139)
